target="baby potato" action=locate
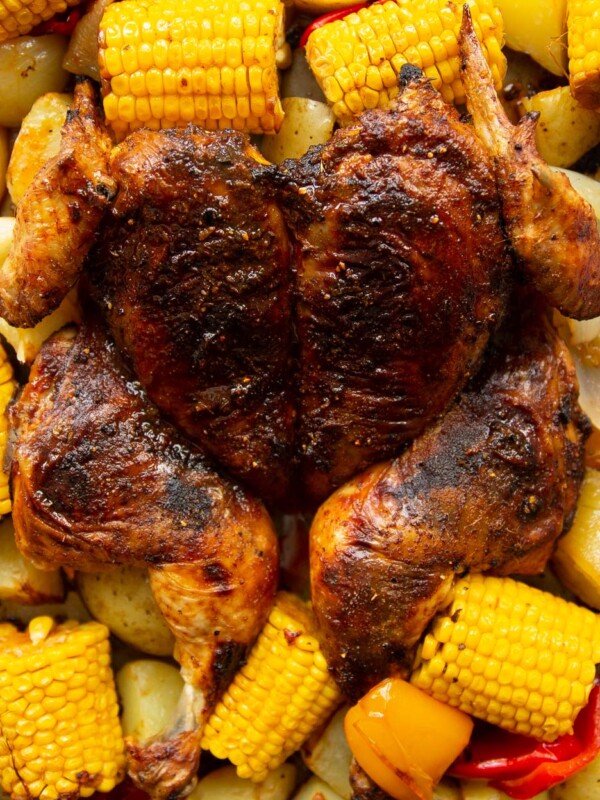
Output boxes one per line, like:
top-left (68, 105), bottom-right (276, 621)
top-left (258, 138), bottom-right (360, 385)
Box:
top-left (7, 92), bottom-right (72, 205)
top-left (0, 128), bottom-right (8, 201)
top-left (0, 289), bottom-right (81, 365)
top-left (0, 516), bottom-right (64, 604)
top-left (522, 86), bottom-right (600, 168)
top-left (552, 468), bottom-right (600, 609)
top-left (291, 777), bottom-right (344, 800)
top-left (77, 565), bottom-right (175, 655)
top-left (460, 782), bottom-right (550, 800)
top-left (190, 764), bottom-right (297, 800)
top-left (116, 660), bottom-right (184, 742)
top-left (495, 0), bottom-right (566, 76)
top-left (302, 707), bottom-right (352, 800)
top-left (0, 35), bottom-right (70, 128)
top-left (260, 97), bottom-right (335, 163)
top-left (550, 752), bottom-right (600, 800)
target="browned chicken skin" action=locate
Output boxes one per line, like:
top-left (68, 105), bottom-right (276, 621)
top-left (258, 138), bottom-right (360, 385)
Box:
top-left (0, 80), bottom-right (115, 328)
top-left (310, 295), bottom-right (589, 699)
top-left (277, 64), bottom-right (511, 503)
top-left (10, 316), bottom-right (278, 798)
top-left (87, 129), bottom-right (295, 504)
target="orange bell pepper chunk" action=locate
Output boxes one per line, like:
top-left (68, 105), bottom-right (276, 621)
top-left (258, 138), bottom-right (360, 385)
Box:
top-left (345, 677), bottom-right (473, 800)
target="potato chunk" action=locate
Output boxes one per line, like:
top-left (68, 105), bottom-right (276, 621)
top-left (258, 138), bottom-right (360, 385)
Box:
top-left (302, 707), bottom-right (352, 800)
top-left (553, 468), bottom-right (600, 609)
top-left (495, 0), bottom-right (566, 76)
top-left (522, 87), bottom-right (600, 167)
top-left (78, 566), bottom-right (175, 655)
top-left (0, 516), bottom-right (64, 604)
top-left (7, 91), bottom-right (72, 205)
top-left (260, 97), bottom-right (335, 163)
top-left (116, 660), bottom-right (184, 742)
top-left (190, 764), bottom-right (297, 800)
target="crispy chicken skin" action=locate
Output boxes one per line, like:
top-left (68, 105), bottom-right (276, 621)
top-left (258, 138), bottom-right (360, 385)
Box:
top-left (87, 129), bottom-right (294, 504)
top-left (460, 10), bottom-right (600, 320)
top-left (10, 316), bottom-right (278, 798)
top-left (310, 295), bottom-right (589, 699)
top-left (0, 80), bottom-right (116, 328)
top-left (275, 64), bottom-right (511, 504)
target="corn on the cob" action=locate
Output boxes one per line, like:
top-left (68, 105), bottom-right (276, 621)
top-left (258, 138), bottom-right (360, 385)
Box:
top-left (0, 0), bottom-right (82, 43)
top-left (0, 341), bottom-right (16, 517)
top-left (305, 0), bottom-right (506, 123)
top-left (98, 0), bottom-right (289, 139)
top-left (410, 575), bottom-right (600, 742)
top-left (568, 0), bottom-right (600, 109)
top-left (0, 616), bottom-right (126, 800)
top-left (201, 592), bottom-right (342, 782)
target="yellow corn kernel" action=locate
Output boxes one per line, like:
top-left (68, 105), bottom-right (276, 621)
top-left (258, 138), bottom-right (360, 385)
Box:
top-left (0, 618), bottom-right (126, 800)
top-left (411, 575), bottom-right (600, 741)
top-left (98, 0), bottom-right (286, 139)
top-left (201, 592), bottom-right (342, 782)
top-left (305, 0), bottom-right (506, 124)
top-left (0, 0), bottom-right (83, 42)
top-left (568, 0), bottom-right (600, 108)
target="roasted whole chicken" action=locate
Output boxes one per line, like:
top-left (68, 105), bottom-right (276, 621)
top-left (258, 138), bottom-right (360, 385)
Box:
top-left (3, 10), bottom-right (600, 799)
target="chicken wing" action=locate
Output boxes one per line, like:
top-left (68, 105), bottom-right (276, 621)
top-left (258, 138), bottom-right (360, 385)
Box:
top-left (310, 294), bottom-right (589, 699)
top-left (86, 128), bottom-right (294, 505)
top-left (10, 315), bottom-right (278, 798)
top-left (276, 63), bottom-right (511, 504)
top-left (459, 9), bottom-right (600, 320)
top-left (0, 79), bottom-right (116, 328)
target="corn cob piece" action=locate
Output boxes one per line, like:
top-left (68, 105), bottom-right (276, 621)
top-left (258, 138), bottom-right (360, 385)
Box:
top-left (568, 0), bottom-right (600, 109)
top-left (0, 616), bottom-right (126, 800)
top-left (305, 0), bottom-right (506, 123)
top-left (0, 0), bottom-right (82, 43)
top-left (201, 592), bottom-right (342, 782)
top-left (98, 0), bottom-right (289, 139)
top-left (411, 574), bottom-right (600, 742)
top-left (0, 340), bottom-right (16, 517)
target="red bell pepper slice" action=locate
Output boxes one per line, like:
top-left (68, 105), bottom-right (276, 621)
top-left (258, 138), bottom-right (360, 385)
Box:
top-left (31, 6), bottom-right (82, 37)
top-left (451, 684), bottom-right (600, 799)
top-left (299, 3), bottom-right (368, 48)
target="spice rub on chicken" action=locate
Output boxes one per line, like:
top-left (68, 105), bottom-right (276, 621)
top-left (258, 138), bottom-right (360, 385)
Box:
top-left (10, 315), bottom-right (279, 798)
top-left (310, 295), bottom-right (589, 700)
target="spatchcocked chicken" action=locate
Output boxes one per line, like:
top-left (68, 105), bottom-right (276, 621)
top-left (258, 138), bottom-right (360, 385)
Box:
top-left (3, 11), bottom-right (600, 799)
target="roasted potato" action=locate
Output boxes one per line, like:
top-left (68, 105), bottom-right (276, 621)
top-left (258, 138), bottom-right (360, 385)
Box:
top-left (7, 91), bottom-right (72, 205)
top-left (0, 35), bottom-right (70, 128)
top-left (0, 217), bottom-right (14, 266)
top-left (550, 752), bottom-right (600, 800)
top-left (116, 660), bottom-right (183, 742)
top-left (190, 764), bottom-right (297, 800)
top-left (260, 97), bottom-right (335, 163)
top-left (0, 127), bottom-right (8, 201)
top-left (77, 565), bottom-right (175, 655)
top-left (0, 517), bottom-right (64, 604)
top-left (302, 707), bottom-right (352, 800)
top-left (0, 589), bottom-right (90, 625)
top-left (552, 468), bottom-right (600, 609)
top-left (495, 0), bottom-right (566, 76)
top-left (291, 777), bottom-right (344, 800)
top-left (0, 289), bottom-right (81, 365)
top-left (522, 87), bottom-right (600, 168)
top-left (461, 782), bottom-right (550, 800)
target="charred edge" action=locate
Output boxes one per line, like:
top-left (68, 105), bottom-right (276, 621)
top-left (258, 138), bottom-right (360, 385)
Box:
top-left (398, 63), bottom-right (424, 88)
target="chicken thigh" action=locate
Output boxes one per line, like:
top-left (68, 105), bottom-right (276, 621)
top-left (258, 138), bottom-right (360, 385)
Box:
top-left (310, 295), bottom-right (589, 699)
top-left (10, 314), bottom-right (278, 798)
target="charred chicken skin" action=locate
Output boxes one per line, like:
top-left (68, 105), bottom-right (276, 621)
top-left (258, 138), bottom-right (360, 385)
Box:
top-left (310, 295), bottom-right (589, 700)
top-left (276, 62), bottom-right (510, 502)
top-left (10, 314), bottom-right (278, 798)
top-left (86, 130), bottom-right (295, 505)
